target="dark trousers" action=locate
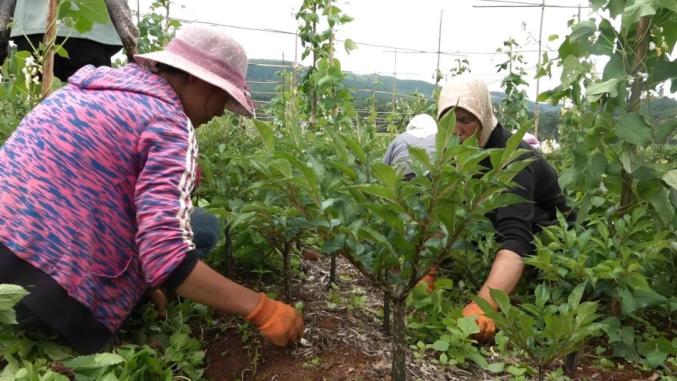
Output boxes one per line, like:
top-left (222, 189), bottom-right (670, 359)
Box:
top-left (14, 35), bottom-right (122, 82)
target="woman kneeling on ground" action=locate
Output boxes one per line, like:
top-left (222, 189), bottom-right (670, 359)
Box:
top-left (0, 26), bottom-right (303, 354)
top-left (431, 76), bottom-right (575, 341)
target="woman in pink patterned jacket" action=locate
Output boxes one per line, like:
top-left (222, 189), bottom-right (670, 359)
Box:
top-left (0, 26), bottom-right (303, 353)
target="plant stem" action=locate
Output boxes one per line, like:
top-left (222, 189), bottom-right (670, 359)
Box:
top-left (383, 291), bottom-right (390, 336)
top-left (328, 251), bottom-right (337, 289)
top-left (390, 297), bottom-right (407, 381)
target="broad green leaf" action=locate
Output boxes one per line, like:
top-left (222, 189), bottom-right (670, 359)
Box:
top-left (602, 53), bottom-right (625, 81)
top-left (535, 284), bottom-right (550, 308)
top-left (408, 146), bottom-right (432, 171)
top-left (58, 0), bottom-right (110, 33)
top-left (436, 108), bottom-right (455, 155)
top-left (430, 339), bottom-right (450, 352)
top-left (623, 0), bottom-right (656, 28)
top-left (616, 112), bottom-right (652, 147)
top-left (0, 284), bottom-right (29, 313)
top-left (561, 56), bottom-right (588, 87)
top-left (488, 288), bottom-right (511, 313)
top-left (344, 38), bottom-right (358, 53)
top-left (662, 169), bottom-right (677, 190)
top-left (655, 118), bottom-right (677, 144)
top-left (568, 283), bottom-right (586, 309)
top-left (586, 78), bottom-right (621, 102)
top-left (619, 287), bottom-right (638, 315)
top-left (340, 135), bottom-right (367, 163)
top-left (609, 0), bottom-right (627, 17)
top-left (372, 162), bottom-right (397, 189)
top-left (457, 316), bottom-right (480, 336)
top-left (486, 362), bottom-right (505, 373)
top-left (253, 119), bottom-right (275, 150)
top-left (644, 350), bottom-right (668, 368)
top-left (55, 45), bottom-right (70, 58)
top-left (63, 353), bottom-right (125, 369)
top-left (649, 58), bottom-right (677, 87)
top-left (350, 184), bottom-right (397, 203)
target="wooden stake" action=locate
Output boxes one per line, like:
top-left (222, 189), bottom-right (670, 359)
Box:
top-left (41, 0), bottom-right (58, 98)
top-left (533, 0), bottom-right (545, 138)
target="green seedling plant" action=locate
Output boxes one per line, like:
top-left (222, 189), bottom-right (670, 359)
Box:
top-left (320, 110), bottom-right (532, 380)
top-left (474, 283), bottom-right (606, 381)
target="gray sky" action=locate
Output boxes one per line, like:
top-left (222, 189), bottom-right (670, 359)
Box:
top-left (132, 0), bottom-right (600, 99)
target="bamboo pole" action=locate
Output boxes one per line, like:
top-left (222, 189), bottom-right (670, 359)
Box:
top-left (41, 0), bottom-right (58, 98)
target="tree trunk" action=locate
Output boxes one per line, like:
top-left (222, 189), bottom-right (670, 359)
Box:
top-left (41, 0), bottom-right (58, 98)
top-left (224, 224), bottom-right (234, 278)
top-left (328, 251), bottom-right (337, 289)
top-left (390, 297), bottom-right (407, 381)
top-left (564, 351), bottom-right (579, 378)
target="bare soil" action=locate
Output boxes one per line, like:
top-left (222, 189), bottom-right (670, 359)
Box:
top-left (201, 253), bottom-right (665, 381)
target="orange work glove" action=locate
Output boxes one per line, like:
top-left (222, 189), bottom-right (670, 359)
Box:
top-left (462, 301), bottom-right (496, 342)
top-left (417, 266), bottom-right (438, 293)
top-left (245, 293), bottom-right (304, 346)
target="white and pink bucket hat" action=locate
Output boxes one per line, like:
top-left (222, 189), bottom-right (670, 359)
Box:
top-left (134, 25), bottom-right (255, 117)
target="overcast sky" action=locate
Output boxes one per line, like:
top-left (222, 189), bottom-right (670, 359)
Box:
top-left (132, 0), bottom-right (600, 99)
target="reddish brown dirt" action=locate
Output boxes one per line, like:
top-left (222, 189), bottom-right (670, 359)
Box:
top-left (203, 328), bottom-right (377, 381)
top-left (573, 366), bottom-right (658, 381)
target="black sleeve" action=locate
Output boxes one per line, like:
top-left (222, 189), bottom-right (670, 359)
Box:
top-left (161, 250), bottom-right (199, 291)
top-left (493, 162), bottom-right (537, 256)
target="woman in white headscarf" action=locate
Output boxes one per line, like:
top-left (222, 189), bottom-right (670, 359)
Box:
top-left (434, 76), bottom-right (575, 341)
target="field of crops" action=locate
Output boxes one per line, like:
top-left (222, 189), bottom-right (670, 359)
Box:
top-left (0, 1), bottom-right (675, 380)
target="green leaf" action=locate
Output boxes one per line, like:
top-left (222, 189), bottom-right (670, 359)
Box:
top-left (655, 118), bottom-right (677, 144)
top-left (457, 316), bottom-right (480, 336)
top-left (430, 339), bottom-right (450, 352)
top-left (507, 365), bottom-right (527, 376)
top-left (372, 162), bottom-right (397, 189)
top-left (662, 169), bottom-right (677, 190)
top-left (609, 0), bottom-right (627, 17)
top-left (616, 112), bottom-right (652, 147)
top-left (0, 284), bottom-right (29, 323)
top-left (340, 135), bottom-right (367, 163)
top-left (623, 0), bottom-right (656, 28)
top-left (351, 184), bottom-right (397, 203)
top-left (568, 283), bottom-right (587, 309)
top-left (436, 108), bottom-right (455, 155)
top-left (535, 284), bottom-right (550, 308)
top-left (488, 288), bottom-right (511, 313)
top-left (547, 34), bottom-right (559, 41)
top-left (344, 38), bottom-right (358, 53)
top-left (586, 78), bottom-right (621, 102)
top-left (63, 353), bottom-right (125, 369)
top-left (619, 287), bottom-right (638, 315)
top-left (55, 45), bottom-right (70, 58)
top-left (58, 0), bottom-right (110, 33)
top-left (407, 146), bottom-right (432, 171)
top-left (644, 350), bottom-right (667, 368)
top-left (253, 119), bottom-right (275, 150)
top-left (486, 362), bottom-right (505, 373)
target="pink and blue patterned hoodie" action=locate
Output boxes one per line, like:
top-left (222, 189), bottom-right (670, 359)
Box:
top-left (0, 63), bottom-right (197, 332)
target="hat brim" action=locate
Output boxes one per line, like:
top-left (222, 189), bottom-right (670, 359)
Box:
top-left (134, 51), bottom-right (255, 118)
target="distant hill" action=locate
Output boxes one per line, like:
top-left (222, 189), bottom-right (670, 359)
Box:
top-left (246, 59), bottom-right (676, 140)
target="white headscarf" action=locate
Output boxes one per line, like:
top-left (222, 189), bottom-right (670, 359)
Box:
top-left (437, 75), bottom-right (498, 147)
top-left (405, 114), bottom-right (438, 138)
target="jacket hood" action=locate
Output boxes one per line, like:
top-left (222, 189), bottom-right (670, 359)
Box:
top-left (68, 63), bottom-right (182, 108)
